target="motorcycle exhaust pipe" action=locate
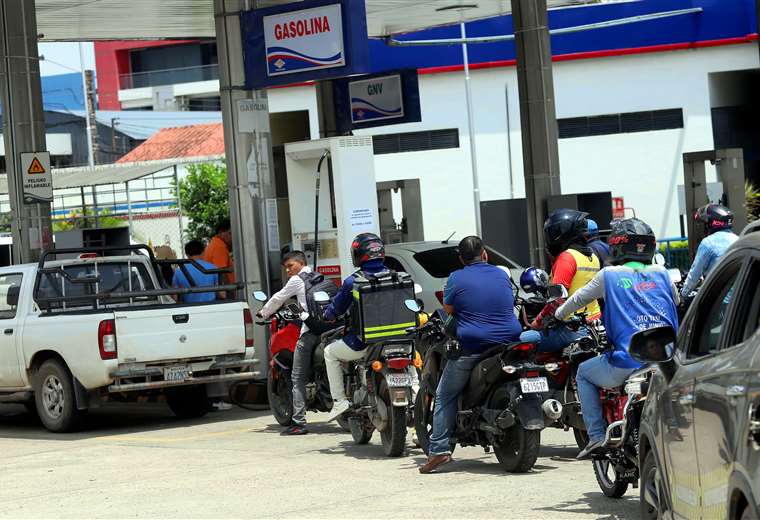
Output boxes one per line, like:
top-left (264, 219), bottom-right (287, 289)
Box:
top-left (542, 399), bottom-right (563, 421)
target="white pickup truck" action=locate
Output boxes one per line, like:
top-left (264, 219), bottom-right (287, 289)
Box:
top-left (0, 246), bottom-right (257, 432)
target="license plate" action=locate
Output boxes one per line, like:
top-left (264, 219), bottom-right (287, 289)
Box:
top-left (386, 373), bottom-right (412, 388)
top-left (164, 365), bottom-right (191, 382)
top-left (520, 377), bottom-right (549, 394)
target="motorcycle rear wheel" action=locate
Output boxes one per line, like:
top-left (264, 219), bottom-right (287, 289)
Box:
top-left (414, 385), bottom-right (455, 456)
top-left (593, 456), bottom-right (630, 498)
top-left (349, 416), bottom-right (374, 444)
top-left (267, 368), bottom-right (293, 427)
top-left (379, 391), bottom-right (407, 457)
top-left (494, 427), bottom-right (540, 473)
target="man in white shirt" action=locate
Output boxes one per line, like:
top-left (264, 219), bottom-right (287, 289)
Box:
top-left (257, 251), bottom-right (315, 435)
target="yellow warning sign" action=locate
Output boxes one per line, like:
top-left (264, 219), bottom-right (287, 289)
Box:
top-left (27, 157), bottom-right (46, 175)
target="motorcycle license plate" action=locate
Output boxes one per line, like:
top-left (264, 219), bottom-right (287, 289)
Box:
top-left (386, 373), bottom-right (412, 387)
top-left (164, 365), bottom-right (191, 382)
top-left (520, 377), bottom-right (549, 394)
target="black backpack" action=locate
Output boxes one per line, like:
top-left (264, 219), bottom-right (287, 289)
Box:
top-left (299, 271), bottom-right (340, 334)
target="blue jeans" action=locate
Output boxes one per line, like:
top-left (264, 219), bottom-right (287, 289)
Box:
top-left (519, 325), bottom-right (588, 353)
top-left (576, 355), bottom-right (636, 443)
top-left (428, 354), bottom-right (481, 456)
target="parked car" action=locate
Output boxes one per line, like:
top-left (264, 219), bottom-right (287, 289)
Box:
top-left (0, 245), bottom-right (256, 432)
top-left (384, 241), bottom-right (523, 312)
top-left (635, 226), bottom-right (760, 519)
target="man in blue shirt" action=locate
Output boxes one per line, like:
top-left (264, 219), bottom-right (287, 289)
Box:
top-left (555, 219), bottom-right (679, 459)
top-left (681, 203), bottom-right (738, 299)
top-left (587, 219), bottom-right (610, 266)
top-left (172, 240), bottom-right (221, 303)
top-left (419, 236), bottom-right (522, 474)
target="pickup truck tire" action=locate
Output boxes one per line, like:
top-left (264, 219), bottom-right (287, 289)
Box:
top-left (34, 359), bottom-right (84, 433)
top-left (166, 385), bottom-right (211, 419)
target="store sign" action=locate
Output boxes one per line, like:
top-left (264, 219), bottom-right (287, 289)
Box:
top-left (20, 151), bottom-right (52, 204)
top-left (350, 75), bottom-right (403, 123)
top-left (612, 197), bottom-right (625, 219)
top-left (318, 265), bottom-right (342, 286)
top-left (264, 4), bottom-right (345, 77)
top-left (240, 0), bottom-right (369, 89)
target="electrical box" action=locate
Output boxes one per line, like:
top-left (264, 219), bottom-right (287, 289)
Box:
top-left (284, 137), bottom-right (380, 284)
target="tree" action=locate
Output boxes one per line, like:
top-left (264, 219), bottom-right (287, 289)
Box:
top-left (177, 162), bottom-right (230, 241)
top-left (52, 208), bottom-right (125, 232)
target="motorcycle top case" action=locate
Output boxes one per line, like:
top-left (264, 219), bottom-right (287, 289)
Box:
top-left (350, 270), bottom-right (416, 344)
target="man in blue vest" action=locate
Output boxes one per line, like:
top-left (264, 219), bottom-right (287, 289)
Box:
top-left (554, 218), bottom-right (679, 459)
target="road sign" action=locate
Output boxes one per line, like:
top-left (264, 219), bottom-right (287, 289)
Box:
top-left (20, 151), bottom-right (52, 204)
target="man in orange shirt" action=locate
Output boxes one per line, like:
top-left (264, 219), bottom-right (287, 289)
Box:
top-left (204, 219), bottom-right (235, 284)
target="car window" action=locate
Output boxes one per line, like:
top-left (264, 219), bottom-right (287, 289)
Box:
top-left (739, 260), bottom-right (760, 342)
top-left (384, 255), bottom-right (406, 273)
top-left (0, 273), bottom-right (23, 319)
top-left (687, 259), bottom-right (743, 358)
top-left (412, 246), bottom-right (518, 279)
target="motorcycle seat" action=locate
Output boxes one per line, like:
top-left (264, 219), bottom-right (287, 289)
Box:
top-left (320, 327), bottom-right (345, 344)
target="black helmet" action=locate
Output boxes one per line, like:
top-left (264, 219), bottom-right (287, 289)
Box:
top-left (351, 232), bottom-right (385, 267)
top-left (608, 218), bottom-right (656, 265)
top-left (543, 209), bottom-right (589, 257)
top-left (694, 203), bottom-right (734, 235)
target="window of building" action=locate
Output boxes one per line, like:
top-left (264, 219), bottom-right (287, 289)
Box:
top-left (558, 108), bottom-right (684, 139)
top-left (373, 129), bottom-right (459, 155)
top-left (187, 96), bottom-right (221, 111)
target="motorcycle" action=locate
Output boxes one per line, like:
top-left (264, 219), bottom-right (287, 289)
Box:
top-left (413, 305), bottom-right (562, 473)
top-left (591, 367), bottom-right (653, 498)
top-left (252, 291), bottom-right (350, 432)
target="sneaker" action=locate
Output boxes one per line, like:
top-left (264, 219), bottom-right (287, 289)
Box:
top-left (327, 400), bottom-right (350, 422)
top-left (211, 401), bottom-right (233, 411)
top-left (419, 454), bottom-right (452, 474)
top-left (577, 439), bottom-right (605, 460)
top-left (282, 424), bottom-right (308, 436)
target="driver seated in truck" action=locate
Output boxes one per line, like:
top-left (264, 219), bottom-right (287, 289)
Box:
top-left (257, 250), bottom-right (316, 436)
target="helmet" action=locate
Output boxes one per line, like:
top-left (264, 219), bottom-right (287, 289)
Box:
top-left (543, 209), bottom-right (589, 257)
top-left (520, 267), bottom-right (550, 295)
top-left (351, 232), bottom-right (385, 267)
top-left (608, 218), bottom-right (656, 265)
top-left (587, 219), bottom-right (599, 238)
top-left (694, 203), bottom-right (733, 234)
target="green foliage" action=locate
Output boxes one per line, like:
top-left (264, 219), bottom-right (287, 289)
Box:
top-left (746, 182), bottom-right (760, 223)
top-left (177, 162), bottom-right (229, 241)
top-left (52, 208), bottom-right (125, 233)
top-left (0, 213), bottom-right (11, 233)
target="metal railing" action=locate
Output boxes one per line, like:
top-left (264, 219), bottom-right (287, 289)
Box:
top-left (119, 63), bottom-right (219, 90)
top-left (657, 237), bottom-right (690, 271)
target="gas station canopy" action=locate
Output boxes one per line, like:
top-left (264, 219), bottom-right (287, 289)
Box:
top-left (36, 0), bottom-right (601, 40)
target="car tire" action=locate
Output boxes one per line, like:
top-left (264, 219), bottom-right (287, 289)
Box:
top-left (166, 385), bottom-right (211, 419)
top-left (33, 359), bottom-right (84, 433)
top-left (641, 450), bottom-right (665, 519)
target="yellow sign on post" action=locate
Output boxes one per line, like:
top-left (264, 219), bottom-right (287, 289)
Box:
top-left (20, 151), bottom-right (52, 204)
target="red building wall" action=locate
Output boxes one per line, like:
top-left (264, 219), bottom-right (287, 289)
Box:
top-left (94, 41), bottom-right (196, 110)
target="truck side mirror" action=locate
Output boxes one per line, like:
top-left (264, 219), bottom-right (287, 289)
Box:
top-left (313, 291), bottom-right (330, 303)
top-left (629, 326), bottom-right (676, 364)
top-left (252, 291), bottom-right (268, 302)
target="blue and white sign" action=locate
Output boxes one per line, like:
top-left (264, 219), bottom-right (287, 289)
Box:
top-left (240, 0), bottom-right (369, 90)
top-left (349, 75), bottom-right (404, 123)
top-left (264, 4), bottom-right (345, 77)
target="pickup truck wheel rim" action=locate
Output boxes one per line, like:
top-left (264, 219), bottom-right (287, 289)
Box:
top-left (42, 375), bottom-right (65, 419)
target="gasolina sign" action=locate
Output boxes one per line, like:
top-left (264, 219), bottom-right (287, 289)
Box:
top-left (349, 75), bottom-right (403, 123)
top-left (264, 4), bottom-right (345, 76)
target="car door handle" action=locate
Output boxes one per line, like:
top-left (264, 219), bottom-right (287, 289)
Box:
top-left (3, 328), bottom-right (12, 335)
top-left (727, 385), bottom-right (747, 397)
top-left (679, 393), bottom-right (695, 405)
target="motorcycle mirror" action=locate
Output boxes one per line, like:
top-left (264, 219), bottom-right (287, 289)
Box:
top-left (252, 290), bottom-right (268, 302)
top-left (414, 283), bottom-right (423, 295)
top-left (653, 253), bottom-right (666, 266)
top-left (546, 284), bottom-right (568, 301)
top-left (313, 291), bottom-right (330, 303)
top-left (629, 326), bottom-right (677, 364)
top-left (405, 299), bottom-right (422, 313)
top-left (668, 268), bottom-right (682, 284)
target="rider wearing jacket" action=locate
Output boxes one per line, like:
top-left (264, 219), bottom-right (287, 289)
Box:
top-left (520, 209), bottom-right (602, 352)
top-left (681, 203), bottom-right (738, 299)
top-left (554, 218), bottom-right (679, 459)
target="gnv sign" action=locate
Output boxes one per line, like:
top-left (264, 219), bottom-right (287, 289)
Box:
top-left (263, 4), bottom-right (345, 77)
top-left (349, 75), bottom-right (404, 123)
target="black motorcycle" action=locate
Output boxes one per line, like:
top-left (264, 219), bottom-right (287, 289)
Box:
top-left (413, 309), bottom-right (559, 473)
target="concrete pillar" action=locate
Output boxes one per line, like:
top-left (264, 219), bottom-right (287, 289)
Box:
top-left (214, 0), bottom-right (276, 378)
top-left (512, 0), bottom-right (561, 269)
top-left (0, 0), bottom-right (52, 263)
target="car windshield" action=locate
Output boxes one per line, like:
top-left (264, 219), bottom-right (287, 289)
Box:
top-left (412, 246), bottom-right (517, 279)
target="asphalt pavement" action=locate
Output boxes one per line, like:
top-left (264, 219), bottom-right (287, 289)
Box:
top-left (0, 403), bottom-right (639, 519)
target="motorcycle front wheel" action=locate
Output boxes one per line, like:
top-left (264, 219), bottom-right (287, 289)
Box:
top-left (573, 427), bottom-right (589, 451)
top-left (349, 416), bottom-right (374, 444)
top-left (493, 427), bottom-right (540, 473)
top-left (593, 456), bottom-right (630, 498)
top-left (336, 415), bottom-right (351, 432)
top-left (379, 389), bottom-right (407, 457)
top-left (413, 384), bottom-right (455, 456)
top-left (266, 368), bottom-right (293, 427)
